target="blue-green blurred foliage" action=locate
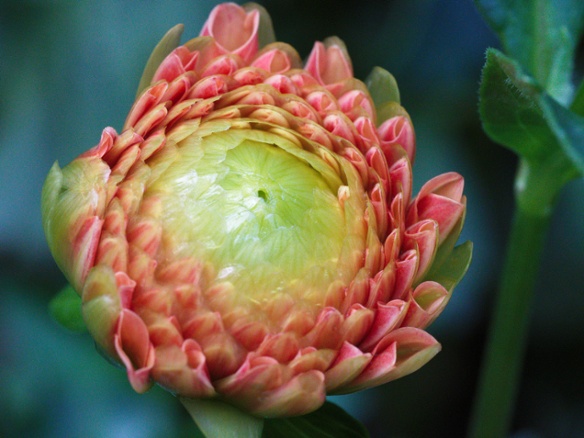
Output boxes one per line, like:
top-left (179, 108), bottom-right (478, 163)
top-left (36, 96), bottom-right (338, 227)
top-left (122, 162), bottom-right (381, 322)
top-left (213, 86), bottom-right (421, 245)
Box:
top-left (1, 1), bottom-right (582, 437)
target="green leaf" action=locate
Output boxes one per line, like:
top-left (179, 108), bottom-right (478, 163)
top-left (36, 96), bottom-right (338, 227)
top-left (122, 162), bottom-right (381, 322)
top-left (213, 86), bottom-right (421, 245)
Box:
top-left (479, 48), bottom-right (584, 214)
top-left (49, 285), bottom-right (86, 332)
top-left (136, 24), bottom-right (184, 97)
top-left (570, 77), bottom-right (584, 117)
top-left (474, 0), bottom-right (584, 103)
top-left (262, 401), bottom-right (369, 438)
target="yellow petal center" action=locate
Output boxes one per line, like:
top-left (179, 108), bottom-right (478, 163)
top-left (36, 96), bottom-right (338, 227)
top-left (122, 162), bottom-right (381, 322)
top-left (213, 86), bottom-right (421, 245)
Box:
top-left (149, 128), bottom-right (353, 308)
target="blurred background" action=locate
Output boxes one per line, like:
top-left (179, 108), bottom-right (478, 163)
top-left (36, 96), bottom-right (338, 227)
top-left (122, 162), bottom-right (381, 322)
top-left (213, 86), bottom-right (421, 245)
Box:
top-left (1, 0), bottom-right (582, 436)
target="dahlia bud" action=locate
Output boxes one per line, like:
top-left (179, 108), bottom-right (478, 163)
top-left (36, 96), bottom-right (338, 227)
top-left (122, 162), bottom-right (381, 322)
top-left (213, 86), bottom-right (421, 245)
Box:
top-left (42, 2), bottom-right (471, 418)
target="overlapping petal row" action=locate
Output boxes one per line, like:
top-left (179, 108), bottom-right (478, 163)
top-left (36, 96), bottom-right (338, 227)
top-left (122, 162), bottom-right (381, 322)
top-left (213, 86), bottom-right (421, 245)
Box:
top-left (42, 3), bottom-right (469, 417)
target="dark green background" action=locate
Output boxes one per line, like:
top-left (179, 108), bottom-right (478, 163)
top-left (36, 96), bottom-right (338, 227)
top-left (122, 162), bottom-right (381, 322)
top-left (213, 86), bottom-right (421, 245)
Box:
top-left (1, 1), bottom-right (583, 436)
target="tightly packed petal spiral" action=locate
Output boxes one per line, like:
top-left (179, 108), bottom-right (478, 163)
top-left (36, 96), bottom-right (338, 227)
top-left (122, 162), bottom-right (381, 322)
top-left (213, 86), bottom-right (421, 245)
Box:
top-left (42, 3), bottom-right (471, 417)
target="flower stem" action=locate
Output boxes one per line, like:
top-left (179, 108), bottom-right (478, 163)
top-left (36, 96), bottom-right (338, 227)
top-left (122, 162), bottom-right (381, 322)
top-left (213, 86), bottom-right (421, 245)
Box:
top-left (180, 397), bottom-right (264, 438)
top-left (468, 200), bottom-right (551, 437)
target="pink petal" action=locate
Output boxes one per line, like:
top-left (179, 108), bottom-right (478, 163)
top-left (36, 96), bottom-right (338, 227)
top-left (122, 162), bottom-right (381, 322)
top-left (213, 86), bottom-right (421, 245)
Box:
top-left (252, 371), bottom-right (326, 417)
top-left (152, 339), bottom-right (215, 397)
top-left (341, 147), bottom-right (370, 187)
top-left (255, 333), bottom-right (300, 364)
top-left (368, 183), bottom-right (389, 240)
top-left (230, 318), bottom-right (270, 351)
top-left (324, 113), bottom-right (357, 144)
top-left (403, 219), bottom-right (439, 282)
top-left (402, 281), bottom-right (449, 329)
top-left (303, 307), bottom-right (344, 349)
top-left (281, 99), bottom-right (318, 121)
top-left (359, 300), bottom-right (408, 352)
top-left (325, 342), bottom-right (372, 392)
top-left (126, 217), bottom-right (162, 257)
top-left (263, 74), bottom-right (298, 94)
top-left (233, 66), bottom-right (266, 86)
top-left (389, 156), bottom-right (413, 206)
top-left (71, 216), bottom-right (103, 289)
top-left (190, 75), bottom-right (229, 98)
top-left (114, 271), bottom-right (136, 309)
top-left (389, 193), bottom-right (406, 236)
top-left (341, 304), bottom-right (375, 345)
top-left (365, 142), bottom-right (391, 187)
top-left (103, 129), bottom-right (144, 168)
top-left (109, 144), bottom-right (141, 179)
top-left (79, 127), bottom-right (116, 160)
top-left (366, 262), bottom-right (397, 306)
top-left (152, 46), bottom-right (198, 83)
top-left (339, 91), bottom-right (375, 121)
top-left (252, 48), bottom-right (292, 73)
top-left (289, 347), bottom-right (336, 374)
top-left (95, 233), bottom-right (128, 273)
top-left (392, 249), bottom-right (418, 300)
top-left (378, 115), bottom-right (416, 164)
top-left (342, 269), bottom-right (371, 313)
top-left (200, 3), bottom-right (260, 62)
top-left (114, 309), bottom-right (155, 393)
top-left (305, 40), bottom-right (353, 88)
top-left (200, 54), bottom-right (240, 77)
top-left (305, 90), bottom-right (338, 116)
top-left (124, 82), bottom-right (168, 130)
top-left (132, 286), bottom-right (172, 316)
top-left (147, 315), bottom-right (182, 347)
top-left (354, 116), bottom-right (380, 152)
top-left (407, 173), bottom-right (465, 244)
top-left (344, 327), bottom-right (441, 392)
top-left (216, 354), bottom-right (283, 401)
top-left (281, 308), bottom-right (316, 337)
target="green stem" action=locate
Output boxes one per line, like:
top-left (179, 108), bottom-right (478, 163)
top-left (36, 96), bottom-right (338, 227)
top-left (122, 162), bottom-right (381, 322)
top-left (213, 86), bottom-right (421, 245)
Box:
top-left (468, 203), bottom-right (551, 438)
top-left (180, 398), bottom-right (264, 438)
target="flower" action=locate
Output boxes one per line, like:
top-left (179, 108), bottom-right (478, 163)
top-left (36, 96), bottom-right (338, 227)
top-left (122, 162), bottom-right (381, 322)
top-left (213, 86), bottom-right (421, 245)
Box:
top-left (42, 2), bottom-right (471, 418)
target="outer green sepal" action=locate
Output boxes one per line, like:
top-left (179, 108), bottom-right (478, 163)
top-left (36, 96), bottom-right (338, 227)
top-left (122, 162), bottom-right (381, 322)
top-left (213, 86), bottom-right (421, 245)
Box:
top-left (365, 66), bottom-right (401, 125)
top-left (425, 241), bottom-right (473, 293)
top-left (181, 398), bottom-right (264, 438)
top-left (262, 401), bottom-right (369, 438)
top-left (49, 284), bottom-right (87, 332)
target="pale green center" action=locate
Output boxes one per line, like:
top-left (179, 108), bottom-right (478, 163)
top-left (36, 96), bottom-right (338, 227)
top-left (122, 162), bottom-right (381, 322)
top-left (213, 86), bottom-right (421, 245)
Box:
top-left (149, 129), bottom-right (348, 306)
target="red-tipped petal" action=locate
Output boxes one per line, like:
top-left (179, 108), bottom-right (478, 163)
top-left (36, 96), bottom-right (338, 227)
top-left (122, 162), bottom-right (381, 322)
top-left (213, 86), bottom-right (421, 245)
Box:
top-left (408, 173), bottom-right (465, 244)
top-left (342, 327), bottom-right (441, 393)
top-left (359, 300), bottom-right (408, 352)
